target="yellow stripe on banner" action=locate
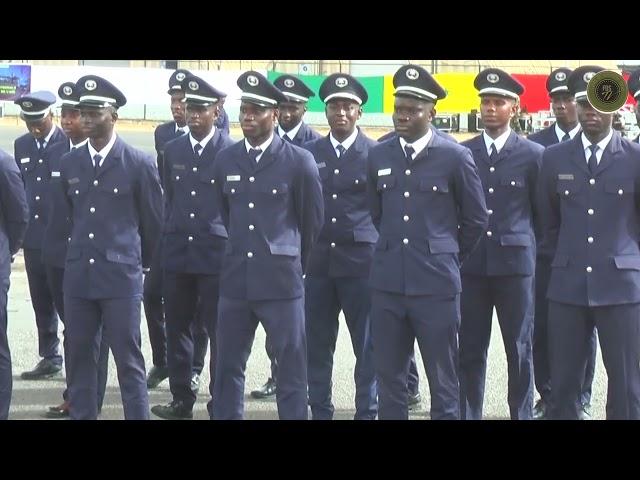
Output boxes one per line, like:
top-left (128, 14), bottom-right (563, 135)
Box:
top-left (383, 75), bottom-right (395, 114)
top-left (433, 73), bottom-right (479, 113)
top-left (384, 72), bottom-right (480, 114)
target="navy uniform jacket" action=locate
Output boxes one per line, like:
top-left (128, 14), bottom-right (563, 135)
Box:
top-left (155, 121), bottom-right (184, 186)
top-left (303, 130), bottom-right (378, 277)
top-left (14, 127), bottom-right (67, 249)
top-left (378, 126), bottom-right (458, 143)
top-left (56, 137), bottom-right (163, 299)
top-left (162, 130), bottom-right (235, 274)
top-left (42, 141), bottom-right (74, 268)
top-left (367, 134), bottom-right (488, 296)
top-left (537, 133), bottom-right (640, 307)
top-left (460, 132), bottom-right (543, 276)
top-left (0, 149), bottom-right (29, 273)
top-left (215, 109), bottom-right (230, 136)
top-left (212, 134), bottom-right (324, 301)
top-left (280, 122), bottom-right (323, 147)
top-left (527, 124), bottom-right (561, 148)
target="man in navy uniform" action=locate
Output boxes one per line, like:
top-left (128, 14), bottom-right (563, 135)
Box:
top-left (211, 71), bottom-right (323, 420)
top-left (301, 73), bottom-right (377, 419)
top-left (215, 96), bottom-right (230, 136)
top-left (43, 81), bottom-right (109, 418)
top-left (14, 91), bottom-right (66, 380)
top-left (627, 69), bottom-right (640, 144)
top-left (0, 148), bottom-right (29, 420)
top-left (458, 69), bottom-right (543, 420)
top-left (538, 66), bottom-right (640, 420)
top-left (151, 74), bottom-right (234, 420)
top-left (147, 69), bottom-right (209, 392)
top-left (56, 75), bottom-right (163, 420)
top-left (367, 64), bottom-right (488, 420)
top-left (378, 80), bottom-right (459, 411)
top-left (251, 73), bottom-right (322, 400)
top-left (528, 68), bottom-right (596, 420)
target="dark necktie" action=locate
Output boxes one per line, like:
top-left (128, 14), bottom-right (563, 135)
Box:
top-left (248, 148), bottom-right (262, 163)
top-left (37, 139), bottom-right (46, 155)
top-left (176, 128), bottom-right (185, 137)
top-left (284, 134), bottom-right (293, 143)
top-left (336, 144), bottom-right (346, 158)
top-left (489, 143), bottom-right (499, 164)
top-left (93, 154), bottom-right (102, 174)
top-left (561, 132), bottom-right (571, 142)
top-left (194, 143), bottom-right (203, 157)
top-left (588, 144), bottom-right (598, 174)
top-left (404, 144), bottom-right (415, 161)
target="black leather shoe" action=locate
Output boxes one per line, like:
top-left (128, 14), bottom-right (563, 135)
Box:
top-left (533, 399), bottom-right (548, 420)
top-left (151, 400), bottom-right (193, 420)
top-left (44, 401), bottom-right (70, 419)
top-left (251, 378), bottom-right (277, 399)
top-left (21, 359), bottom-right (62, 380)
top-left (190, 373), bottom-right (201, 394)
top-left (146, 366), bottom-right (169, 389)
top-left (408, 392), bottom-right (421, 410)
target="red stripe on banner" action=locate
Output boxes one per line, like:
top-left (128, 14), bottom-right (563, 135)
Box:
top-left (512, 74), bottom-right (550, 113)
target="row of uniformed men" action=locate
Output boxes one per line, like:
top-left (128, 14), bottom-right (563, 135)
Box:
top-left (1, 64), bottom-right (640, 420)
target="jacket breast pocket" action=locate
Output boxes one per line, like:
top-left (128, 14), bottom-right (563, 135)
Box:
top-left (614, 255), bottom-right (640, 270)
top-left (223, 182), bottom-right (245, 196)
top-left (500, 233), bottom-right (532, 247)
top-left (556, 180), bottom-right (581, 197)
top-left (605, 179), bottom-right (634, 196)
top-left (420, 177), bottom-right (449, 194)
top-left (106, 249), bottom-right (139, 266)
top-left (500, 176), bottom-right (526, 189)
top-left (269, 244), bottom-right (299, 257)
top-left (376, 176), bottom-right (396, 192)
top-left (99, 183), bottom-right (133, 198)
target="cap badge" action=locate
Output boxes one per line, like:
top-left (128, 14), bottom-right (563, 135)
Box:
top-left (335, 77), bottom-right (348, 88)
top-left (85, 79), bottom-right (97, 91)
top-left (63, 85), bottom-right (73, 96)
top-left (247, 75), bottom-right (259, 87)
top-left (23, 101), bottom-right (32, 108)
top-left (406, 68), bottom-right (419, 80)
top-left (284, 78), bottom-right (295, 88)
top-left (189, 80), bottom-right (199, 91)
top-left (555, 72), bottom-right (566, 82)
top-left (176, 72), bottom-right (186, 81)
top-left (487, 73), bottom-right (499, 84)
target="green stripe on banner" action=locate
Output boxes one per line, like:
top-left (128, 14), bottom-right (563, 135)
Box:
top-left (267, 71), bottom-right (384, 113)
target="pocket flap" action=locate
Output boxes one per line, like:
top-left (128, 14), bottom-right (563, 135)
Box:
top-left (261, 183), bottom-right (289, 195)
top-left (614, 255), bottom-right (640, 270)
top-left (428, 237), bottom-right (459, 254)
top-left (551, 254), bottom-right (569, 267)
top-left (420, 178), bottom-right (449, 193)
top-left (556, 180), bottom-right (580, 196)
top-left (209, 223), bottom-right (228, 238)
top-left (223, 182), bottom-right (244, 194)
top-left (106, 249), bottom-right (139, 265)
top-left (500, 233), bottom-right (532, 247)
top-left (500, 176), bottom-right (525, 188)
top-left (353, 227), bottom-right (378, 243)
top-left (377, 176), bottom-right (396, 191)
top-left (269, 244), bottom-right (299, 256)
top-left (605, 179), bottom-right (635, 194)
